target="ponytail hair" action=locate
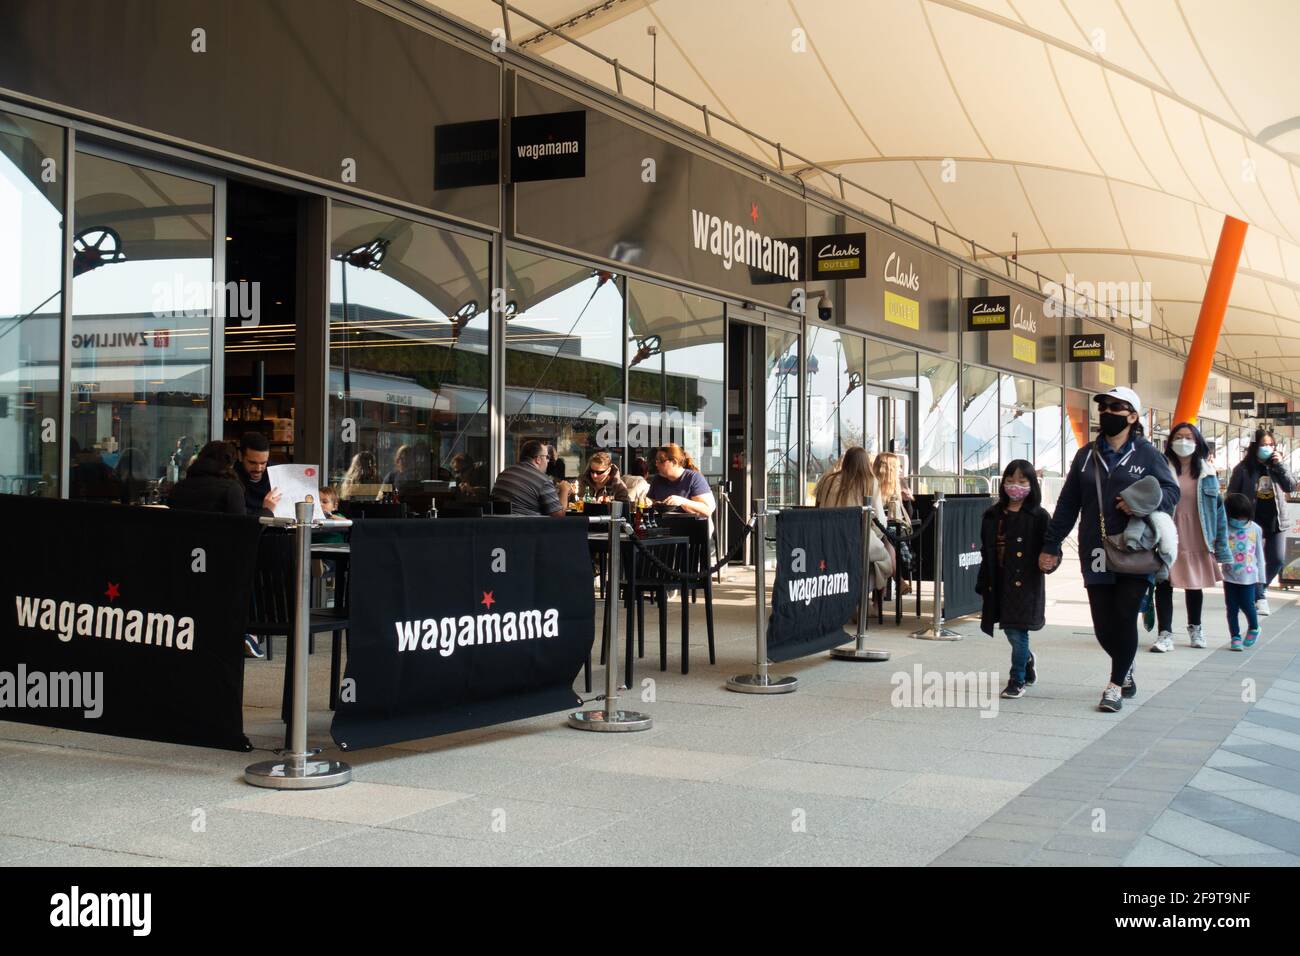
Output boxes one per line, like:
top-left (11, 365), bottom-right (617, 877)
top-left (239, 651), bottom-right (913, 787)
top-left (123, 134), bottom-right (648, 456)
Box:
top-left (657, 443), bottom-right (697, 472)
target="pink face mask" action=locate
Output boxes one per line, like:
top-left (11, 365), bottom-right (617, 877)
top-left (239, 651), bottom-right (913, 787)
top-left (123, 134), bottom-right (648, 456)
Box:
top-left (1005, 483), bottom-right (1031, 501)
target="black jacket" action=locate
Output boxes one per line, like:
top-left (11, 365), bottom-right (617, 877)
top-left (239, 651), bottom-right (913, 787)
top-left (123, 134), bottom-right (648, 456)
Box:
top-left (1228, 457), bottom-right (1294, 532)
top-left (976, 504), bottom-right (1050, 635)
top-left (1043, 434), bottom-right (1179, 585)
top-left (168, 474), bottom-right (247, 514)
top-left (234, 460), bottom-right (273, 516)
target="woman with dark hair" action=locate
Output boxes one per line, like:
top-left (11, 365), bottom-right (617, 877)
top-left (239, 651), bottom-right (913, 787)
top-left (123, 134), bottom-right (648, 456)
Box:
top-left (1153, 423), bottom-right (1230, 651)
top-left (1227, 428), bottom-right (1294, 616)
top-left (977, 460), bottom-right (1052, 699)
top-left (1041, 387), bottom-right (1179, 712)
top-left (167, 440), bottom-right (246, 514)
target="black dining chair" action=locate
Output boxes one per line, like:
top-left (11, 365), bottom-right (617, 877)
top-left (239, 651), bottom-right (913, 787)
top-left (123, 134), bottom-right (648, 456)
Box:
top-left (245, 530), bottom-right (350, 742)
top-left (663, 514), bottom-right (716, 667)
top-left (605, 535), bottom-right (694, 675)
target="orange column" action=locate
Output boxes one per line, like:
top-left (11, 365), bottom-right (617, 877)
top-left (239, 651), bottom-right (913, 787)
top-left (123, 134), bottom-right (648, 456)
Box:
top-left (1174, 215), bottom-right (1248, 426)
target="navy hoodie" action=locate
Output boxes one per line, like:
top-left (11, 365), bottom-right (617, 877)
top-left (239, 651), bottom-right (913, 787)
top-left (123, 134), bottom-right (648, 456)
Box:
top-left (1043, 433), bottom-right (1179, 585)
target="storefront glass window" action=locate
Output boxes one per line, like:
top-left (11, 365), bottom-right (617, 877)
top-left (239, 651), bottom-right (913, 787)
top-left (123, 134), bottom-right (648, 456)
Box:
top-left (961, 365), bottom-right (999, 477)
top-left (765, 326), bottom-right (800, 509)
top-left (0, 112), bottom-right (62, 497)
top-left (70, 152), bottom-right (213, 503)
top-left (868, 338), bottom-right (917, 389)
top-left (1063, 387), bottom-right (1092, 467)
top-left (999, 375), bottom-right (1034, 469)
top-left (627, 280), bottom-right (724, 482)
top-left (328, 203), bottom-right (491, 500)
top-left (1034, 383), bottom-right (1063, 478)
top-left (804, 326), bottom-right (865, 496)
top-left (917, 355), bottom-right (959, 475)
top-left (505, 250), bottom-right (623, 485)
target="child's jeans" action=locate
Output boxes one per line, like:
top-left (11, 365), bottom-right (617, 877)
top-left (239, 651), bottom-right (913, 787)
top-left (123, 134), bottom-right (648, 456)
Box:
top-left (1005, 628), bottom-right (1030, 683)
top-left (1225, 582), bottom-right (1259, 637)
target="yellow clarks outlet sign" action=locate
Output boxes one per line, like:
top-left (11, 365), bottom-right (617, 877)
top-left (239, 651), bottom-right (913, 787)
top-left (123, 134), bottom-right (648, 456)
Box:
top-left (884, 290), bottom-right (920, 330)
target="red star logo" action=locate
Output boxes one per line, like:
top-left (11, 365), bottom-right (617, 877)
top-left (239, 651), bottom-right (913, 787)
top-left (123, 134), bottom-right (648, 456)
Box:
top-left (104, 582), bottom-right (121, 602)
top-left (750, 202), bottom-right (759, 223)
top-left (818, 560), bottom-right (826, 571)
top-left (481, 591), bottom-right (496, 609)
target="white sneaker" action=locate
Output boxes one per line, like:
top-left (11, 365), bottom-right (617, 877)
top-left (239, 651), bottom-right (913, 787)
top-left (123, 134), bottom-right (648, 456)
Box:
top-left (1188, 624), bottom-right (1207, 649)
top-left (1257, 598), bottom-right (1272, 617)
top-left (1150, 631), bottom-right (1175, 653)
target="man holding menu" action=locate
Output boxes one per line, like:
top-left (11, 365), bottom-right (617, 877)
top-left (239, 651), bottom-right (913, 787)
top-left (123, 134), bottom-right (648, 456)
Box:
top-left (235, 431), bottom-right (282, 517)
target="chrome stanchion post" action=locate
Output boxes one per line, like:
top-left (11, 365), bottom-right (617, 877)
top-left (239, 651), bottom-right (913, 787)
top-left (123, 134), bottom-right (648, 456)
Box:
top-left (727, 499), bottom-right (798, 693)
top-left (246, 498), bottom-right (353, 788)
top-left (831, 504), bottom-right (891, 661)
top-left (910, 491), bottom-right (961, 641)
top-left (570, 501), bottom-right (653, 731)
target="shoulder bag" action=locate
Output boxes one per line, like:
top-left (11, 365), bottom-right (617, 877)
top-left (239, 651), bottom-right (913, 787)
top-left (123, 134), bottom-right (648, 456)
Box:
top-left (1093, 459), bottom-right (1160, 575)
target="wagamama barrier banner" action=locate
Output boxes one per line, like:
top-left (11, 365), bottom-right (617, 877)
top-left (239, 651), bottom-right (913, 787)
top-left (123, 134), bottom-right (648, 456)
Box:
top-left (0, 496), bottom-right (261, 750)
top-left (332, 518), bottom-right (596, 750)
top-left (767, 508), bottom-right (862, 662)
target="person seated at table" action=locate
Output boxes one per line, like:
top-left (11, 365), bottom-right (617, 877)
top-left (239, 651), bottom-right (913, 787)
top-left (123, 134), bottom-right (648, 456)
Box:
top-left (379, 444), bottom-right (413, 500)
top-left (168, 440), bottom-right (247, 514)
top-left (169, 441), bottom-right (267, 659)
top-left (814, 446), bottom-right (884, 516)
top-left (493, 440), bottom-right (565, 517)
top-left (546, 455), bottom-right (576, 511)
top-left (648, 443), bottom-right (715, 519)
top-left (235, 431), bottom-right (280, 517)
top-left (579, 451), bottom-right (630, 502)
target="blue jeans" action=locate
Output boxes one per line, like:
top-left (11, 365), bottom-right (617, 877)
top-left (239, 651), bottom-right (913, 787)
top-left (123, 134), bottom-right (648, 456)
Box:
top-left (1225, 582), bottom-right (1259, 638)
top-left (1005, 628), bottom-right (1031, 683)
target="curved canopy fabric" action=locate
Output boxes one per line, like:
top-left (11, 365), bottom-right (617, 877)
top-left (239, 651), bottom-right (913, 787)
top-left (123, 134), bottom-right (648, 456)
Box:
top-left (428, 0), bottom-right (1300, 386)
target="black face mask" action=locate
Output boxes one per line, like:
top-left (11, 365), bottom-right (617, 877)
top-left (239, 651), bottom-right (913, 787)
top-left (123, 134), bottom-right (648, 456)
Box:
top-left (1099, 412), bottom-right (1131, 437)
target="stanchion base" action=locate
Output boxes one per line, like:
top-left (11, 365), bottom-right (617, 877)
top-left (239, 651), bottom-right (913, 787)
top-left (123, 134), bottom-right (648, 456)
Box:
top-left (830, 645), bottom-right (892, 661)
top-left (567, 709), bottom-right (654, 732)
top-left (910, 626), bottom-right (962, 641)
top-left (244, 758), bottom-right (352, 790)
top-left (725, 673), bottom-right (798, 694)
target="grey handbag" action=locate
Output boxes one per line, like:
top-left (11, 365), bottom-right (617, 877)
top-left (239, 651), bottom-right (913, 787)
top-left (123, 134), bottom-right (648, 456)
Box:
top-left (1093, 462), bottom-right (1161, 575)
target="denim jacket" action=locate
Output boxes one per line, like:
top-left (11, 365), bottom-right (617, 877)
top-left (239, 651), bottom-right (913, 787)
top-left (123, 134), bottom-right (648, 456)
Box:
top-left (1175, 460), bottom-right (1231, 562)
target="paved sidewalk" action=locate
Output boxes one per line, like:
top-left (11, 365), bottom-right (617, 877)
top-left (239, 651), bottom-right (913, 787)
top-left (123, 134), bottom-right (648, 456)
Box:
top-left (2, 560), bottom-right (1297, 866)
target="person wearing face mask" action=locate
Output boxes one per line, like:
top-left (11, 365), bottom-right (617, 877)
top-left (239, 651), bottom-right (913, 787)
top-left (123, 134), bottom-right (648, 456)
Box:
top-left (1152, 423), bottom-right (1231, 652)
top-left (1227, 428), bottom-right (1294, 617)
top-left (976, 460), bottom-right (1053, 699)
top-left (1039, 387), bottom-right (1179, 713)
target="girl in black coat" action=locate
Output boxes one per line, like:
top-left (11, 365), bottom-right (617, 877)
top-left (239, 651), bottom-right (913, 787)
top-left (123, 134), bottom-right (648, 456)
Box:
top-left (976, 459), bottom-right (1052, 699)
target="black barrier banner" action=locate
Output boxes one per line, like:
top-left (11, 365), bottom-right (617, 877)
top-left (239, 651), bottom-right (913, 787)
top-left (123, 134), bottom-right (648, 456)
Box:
top-left (940, 497), bottom-right (987, 620)
top-left (0, 496), bottom-right (259, 750)
top-left (332, 518), bottom-right (595, 749)
top-left (767, 508), bottom-right (861, 662)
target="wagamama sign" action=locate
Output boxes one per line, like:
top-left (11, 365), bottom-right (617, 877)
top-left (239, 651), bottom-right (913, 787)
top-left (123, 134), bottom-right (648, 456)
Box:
top-left (690, 206), bottom-right (800, 281)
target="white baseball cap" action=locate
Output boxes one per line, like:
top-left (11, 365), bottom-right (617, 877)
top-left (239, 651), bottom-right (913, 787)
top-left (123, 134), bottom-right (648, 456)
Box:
top-left (1094, 386), bottom-right (1143, 417)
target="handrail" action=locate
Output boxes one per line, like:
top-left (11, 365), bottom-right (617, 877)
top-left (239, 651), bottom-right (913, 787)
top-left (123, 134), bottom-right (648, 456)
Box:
top-left (482, 0), bottom-right (1300, 402)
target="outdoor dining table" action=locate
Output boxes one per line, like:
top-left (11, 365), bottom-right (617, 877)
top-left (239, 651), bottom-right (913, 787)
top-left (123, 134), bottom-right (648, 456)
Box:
top-left (586, 530), bottom-right (689, 690)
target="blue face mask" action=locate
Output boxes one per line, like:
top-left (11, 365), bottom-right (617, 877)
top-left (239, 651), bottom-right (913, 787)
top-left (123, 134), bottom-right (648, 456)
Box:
top-left (1258, 446), bottom-right (1275, 462)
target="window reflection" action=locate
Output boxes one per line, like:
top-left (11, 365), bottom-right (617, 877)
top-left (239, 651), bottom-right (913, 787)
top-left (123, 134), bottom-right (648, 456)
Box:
top-left (70, 152), bottom-right (214, 503)
top-left (1063, 387), bottom-right (1091, 467)
top-left (626, 280), bottom-right (724, 481)
top-left (918, 356), bottom-right (959, 475)
top-left (765, 327), bottom-right (799, 508)
top-left (1034, 383), bottom-right (1062, 477)
top-left (804, 327), bottom-right (864, 498)
top-left (328, 202), bottom-right (492, 501)
top-left (0, 112), bottom-right (62, 497)
top-left (961, 366), bottom-right (999, 477)
top-left (505, 250), bottom-right (623, 485)
top-left (1000, 375), bottom-right (1034, 467)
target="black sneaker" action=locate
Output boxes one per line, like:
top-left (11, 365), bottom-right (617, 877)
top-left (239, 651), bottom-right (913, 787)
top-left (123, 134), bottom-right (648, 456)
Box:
top-left (1098, 685), bottom-right (1123, 712)
top-left (1121, 668), bottom-right (1137, 699)
top-left (244, 634), bottom-right (266, 660)
top-left (1001, 679), bottom-right (1026, 699)
top-left (1024, 654), bottom-right (1037, 686)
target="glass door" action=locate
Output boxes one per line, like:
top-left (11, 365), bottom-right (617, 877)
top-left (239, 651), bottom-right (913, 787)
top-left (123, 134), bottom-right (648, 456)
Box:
top-left (764, 324), bottom-right (800, 512)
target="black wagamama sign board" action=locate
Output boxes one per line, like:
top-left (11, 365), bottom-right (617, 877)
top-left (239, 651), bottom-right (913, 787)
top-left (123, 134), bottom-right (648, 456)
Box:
top-left (1069, 333), bottom-right (1106, 362)
top-left (0, 497), bottom-right (260, 750)
top-left (767, 508), bottom-right (861, 662)
top-left (510, 110), bottom-right (586, 183)
top-left (435, 118), bottom-right (499, 190)
top-left (332, 518), bottom-right (595, 749)
top-left (1230, 391), bottom-right (1256, 410)
top-left (513, 78), bottom-right (805, 309)
top-left (966, 295), bottom-right (1011, 331)
top-left (807, 232), bottom-right (867, 280)
top-left (913, 495), bottom-right (987, 621)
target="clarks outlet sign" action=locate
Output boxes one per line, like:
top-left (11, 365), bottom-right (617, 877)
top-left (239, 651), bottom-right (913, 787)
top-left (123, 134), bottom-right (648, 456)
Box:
top-left (808, 232), bottom-right (867, 280)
